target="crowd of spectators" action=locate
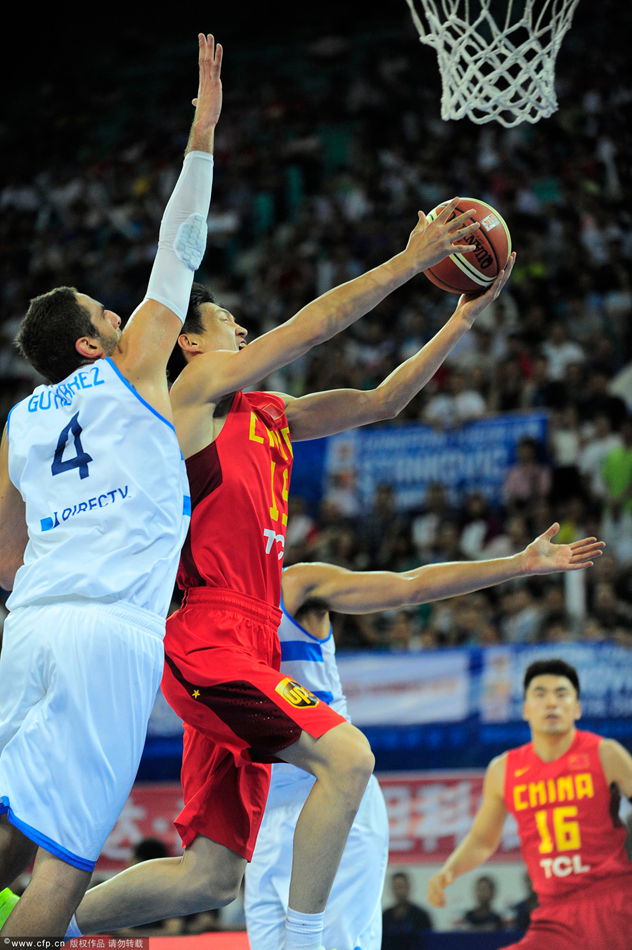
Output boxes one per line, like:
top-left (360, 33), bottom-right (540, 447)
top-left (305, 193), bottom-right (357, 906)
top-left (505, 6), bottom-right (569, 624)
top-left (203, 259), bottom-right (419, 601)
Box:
top-left (1, 5), bottom-right (631, 652)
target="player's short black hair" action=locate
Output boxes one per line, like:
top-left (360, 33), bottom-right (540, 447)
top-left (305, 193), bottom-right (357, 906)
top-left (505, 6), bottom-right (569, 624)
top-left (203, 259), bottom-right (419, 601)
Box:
top-left (182, 282), bottom-right (216, 336)
top-left (15, 286), bottom-right (96, 383)
top-left (523, 658), bottom-right (580, 697)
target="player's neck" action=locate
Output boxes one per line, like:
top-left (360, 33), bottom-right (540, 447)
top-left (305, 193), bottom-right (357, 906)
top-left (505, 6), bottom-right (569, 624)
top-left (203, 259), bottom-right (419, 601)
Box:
top-left (531, 727), bottom-right (577, 762)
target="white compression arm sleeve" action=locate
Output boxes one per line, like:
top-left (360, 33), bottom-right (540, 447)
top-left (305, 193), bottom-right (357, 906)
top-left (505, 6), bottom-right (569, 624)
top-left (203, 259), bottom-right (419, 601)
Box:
top-left (145, 150), bottom-right (214, 322)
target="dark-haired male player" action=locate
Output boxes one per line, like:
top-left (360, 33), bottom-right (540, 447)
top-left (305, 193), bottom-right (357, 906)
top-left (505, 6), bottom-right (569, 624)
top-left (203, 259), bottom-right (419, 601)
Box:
top-left (428, 658), bottom-right (632, 949)
top-left (0, 35), bottom-right (223, 937)
top-left (66, 233), bottom-right (514, 949)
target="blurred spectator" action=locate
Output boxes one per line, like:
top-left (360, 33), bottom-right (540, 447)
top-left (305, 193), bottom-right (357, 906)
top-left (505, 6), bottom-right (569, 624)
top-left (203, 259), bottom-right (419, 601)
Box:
top-left (382, 871), bottom-right (433, 950)
top-left (578, 413), bottom-right (623, 499)
top-left (458, 491), bottom-right (503, 560)
top-left (357, 482), bottom-right (407, 567)
top-left (499, 587), bottom-right (542, 644)
top-left (542, 322), bottom-right (586, 380)
top-left (601, 416), bottom-right (632, 564)
top-left (457, 874), bottom-right (504, 932)
top-left (502, 437), bottom-right (552, 512)
top-left (422, 369), bottom-right (487, 429)
top-left (548, 405), bottom-right (582, 503)
top-left (578, 367), bottom-right (629, 430)
top-left (386, 609), bottom-right (421, 650)
top-left (284, 495), bottom-right (316, 562)
top-left (412, 483), bottom-right (457, 561)
top-left (507, 872), bottom-right (538, 932)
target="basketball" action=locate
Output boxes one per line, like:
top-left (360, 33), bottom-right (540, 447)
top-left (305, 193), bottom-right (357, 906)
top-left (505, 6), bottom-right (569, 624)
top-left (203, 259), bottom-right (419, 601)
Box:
top-left (424, 198), bottom-right (512, 295)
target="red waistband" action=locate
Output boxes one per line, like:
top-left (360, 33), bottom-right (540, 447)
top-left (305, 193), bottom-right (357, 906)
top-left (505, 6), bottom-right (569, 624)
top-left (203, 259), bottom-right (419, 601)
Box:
top-left (179, 586), bottom-right (281, 628)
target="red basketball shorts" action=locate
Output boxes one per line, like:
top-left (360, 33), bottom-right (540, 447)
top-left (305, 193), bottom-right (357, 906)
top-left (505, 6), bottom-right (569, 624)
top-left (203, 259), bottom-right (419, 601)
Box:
top-left (162, 587), bottom-right (346, 860)
top-left (502, 876), bottom-right (632, 950)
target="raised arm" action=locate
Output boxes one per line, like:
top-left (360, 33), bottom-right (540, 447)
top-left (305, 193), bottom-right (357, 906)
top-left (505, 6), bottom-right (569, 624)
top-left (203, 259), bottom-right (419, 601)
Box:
top-left (281, 523), bottom-right (603, 615)
top-left (170, 202), bottom-right (482, 406)
top-left (283, 254), bottom-right (515, 441)
top-left (113, 35), bottom-right (222, 394)
top-left (0, 427), bottom-right (27, 591)
top-left (427, 756), bottom-right (508, 908)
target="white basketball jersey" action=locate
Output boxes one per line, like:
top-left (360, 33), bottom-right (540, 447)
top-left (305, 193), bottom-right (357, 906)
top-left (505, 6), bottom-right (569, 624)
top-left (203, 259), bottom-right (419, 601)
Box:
top-left (6, 357), bottom-right (190, 619)
top-left (269, 596), bottom-right (351, 800)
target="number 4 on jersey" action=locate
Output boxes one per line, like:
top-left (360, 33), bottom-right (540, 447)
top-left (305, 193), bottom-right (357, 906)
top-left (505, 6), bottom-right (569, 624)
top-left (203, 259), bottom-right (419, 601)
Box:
top-left (52, 412), bottom-right (93, 480)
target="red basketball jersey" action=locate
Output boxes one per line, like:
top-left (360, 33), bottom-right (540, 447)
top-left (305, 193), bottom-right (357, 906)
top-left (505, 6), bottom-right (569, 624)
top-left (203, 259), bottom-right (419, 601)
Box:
top-left (177, 391), bottom-right (293, 606)
top-left (504, 730), bottom-right (632, 901)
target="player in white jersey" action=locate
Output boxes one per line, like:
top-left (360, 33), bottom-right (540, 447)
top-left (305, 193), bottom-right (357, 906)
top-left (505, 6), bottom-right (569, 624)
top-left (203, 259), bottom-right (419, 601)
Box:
top-left (0, 35), bottom-right (222, 938)
top-left (244, 523), bottom-right (605, 950)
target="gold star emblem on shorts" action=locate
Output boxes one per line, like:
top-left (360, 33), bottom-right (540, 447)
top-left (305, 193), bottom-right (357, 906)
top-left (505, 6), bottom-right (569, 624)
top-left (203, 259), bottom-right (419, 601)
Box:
top-left (192, 689), bottom-right (200, 699)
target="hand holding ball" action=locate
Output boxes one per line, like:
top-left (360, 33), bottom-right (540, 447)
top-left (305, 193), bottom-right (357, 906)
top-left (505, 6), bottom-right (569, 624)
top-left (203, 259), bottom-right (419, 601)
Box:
top-left (424, 198), bottom-right (512, 294)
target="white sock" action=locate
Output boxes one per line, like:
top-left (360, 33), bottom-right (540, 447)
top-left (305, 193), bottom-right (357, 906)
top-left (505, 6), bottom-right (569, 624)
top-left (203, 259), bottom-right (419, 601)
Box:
top-left (64, 914), bottom-right (83, 939)
top-left (285, 907), bottom-right (324, 950)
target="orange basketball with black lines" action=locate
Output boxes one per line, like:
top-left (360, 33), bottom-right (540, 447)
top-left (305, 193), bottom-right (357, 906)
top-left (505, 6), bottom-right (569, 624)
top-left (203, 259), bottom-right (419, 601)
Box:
top-left (424, 198), bottom-right (512, 295)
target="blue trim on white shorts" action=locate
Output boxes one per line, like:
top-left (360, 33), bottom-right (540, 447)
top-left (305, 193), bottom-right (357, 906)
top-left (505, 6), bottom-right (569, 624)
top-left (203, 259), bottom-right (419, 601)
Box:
top-left (313, 689), bottom-right (334, 704)
top-left (0, 796), bottom-right (96, 872)
top-left (281, 640), bottom-right (324, 663)
top-left (105, 357), bottom-right (176, 432)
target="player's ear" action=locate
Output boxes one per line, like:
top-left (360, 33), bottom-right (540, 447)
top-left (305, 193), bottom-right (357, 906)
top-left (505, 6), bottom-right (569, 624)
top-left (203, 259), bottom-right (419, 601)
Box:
top-left (178, 332), bottom-right (200, 354)
top-left (574, 699), bottom-right (582, 721)
top-left (75, 336), bottom-right (104, 360)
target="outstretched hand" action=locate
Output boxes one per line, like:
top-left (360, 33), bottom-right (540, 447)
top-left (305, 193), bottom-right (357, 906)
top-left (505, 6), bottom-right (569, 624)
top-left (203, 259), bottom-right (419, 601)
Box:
top-left (404, 198), bottom-right (482, 272)
top-left (191, 33), bottom-right (223, 132)
top-left (522, 523), bottom-right (605, 575)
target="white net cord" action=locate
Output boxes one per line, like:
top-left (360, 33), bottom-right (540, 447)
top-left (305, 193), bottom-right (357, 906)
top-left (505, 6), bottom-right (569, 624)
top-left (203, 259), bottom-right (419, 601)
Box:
top-left (405, 0), bottom-right (581, 127)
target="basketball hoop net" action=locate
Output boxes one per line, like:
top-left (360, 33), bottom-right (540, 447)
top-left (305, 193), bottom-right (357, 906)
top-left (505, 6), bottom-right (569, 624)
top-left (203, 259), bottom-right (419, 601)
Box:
top-left (405, 0), bottom-right (581, 127)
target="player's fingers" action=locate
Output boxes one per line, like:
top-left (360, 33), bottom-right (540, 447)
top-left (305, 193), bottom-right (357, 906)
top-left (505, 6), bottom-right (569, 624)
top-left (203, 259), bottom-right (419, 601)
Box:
top-left (214, 43), bottom-right (223, 70)
top-left (453, 243), bottom-right (477, 253)
top-left (436, 197), bottom-right (460, 220)
top-left (570, 536), bottom-right (598, 547)
top-left (544, 522), bottom-right (560, 539)
top-left (452, 222), bottom-right (480, 239)
top-left (448, 209), bottom-right (476, 228)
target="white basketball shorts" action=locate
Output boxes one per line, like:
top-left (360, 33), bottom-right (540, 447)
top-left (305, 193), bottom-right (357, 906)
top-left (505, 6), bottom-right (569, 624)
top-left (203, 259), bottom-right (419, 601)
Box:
top-left (245, 771), bottom-right (389, 950)
top-left (0, 599), bottom-right (165, 871)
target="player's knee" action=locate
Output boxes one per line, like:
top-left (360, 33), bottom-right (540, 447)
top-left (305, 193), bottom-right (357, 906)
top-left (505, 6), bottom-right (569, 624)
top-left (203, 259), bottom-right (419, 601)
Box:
top-left (326, 724), bottom-right (374, 790)
top-left (183, 854), bottom-right (244, 910)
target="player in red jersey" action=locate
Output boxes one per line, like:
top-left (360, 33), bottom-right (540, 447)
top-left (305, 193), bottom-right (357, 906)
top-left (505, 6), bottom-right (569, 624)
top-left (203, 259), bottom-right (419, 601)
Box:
top-left (62, 213), bottom-right (514, 947)
top-left (428, 658), bottom-right (632, 950)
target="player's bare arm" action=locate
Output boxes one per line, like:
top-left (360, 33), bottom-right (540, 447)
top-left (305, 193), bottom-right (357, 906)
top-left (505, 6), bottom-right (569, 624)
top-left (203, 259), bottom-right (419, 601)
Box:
top-left (600, 739), bottom-right (632, 799)
top-left (113, 35), bottom-right (222, 406)
top-left (0, 428), bottom-right (27, 590)
top-left (169, 201), bottom-right (481, 410)
top-left (281, 253), bottom-right (516, 441)
top-left (280, 525), bottom-right (603, 619)
top-left (427, 755), bottom-right (508, 908)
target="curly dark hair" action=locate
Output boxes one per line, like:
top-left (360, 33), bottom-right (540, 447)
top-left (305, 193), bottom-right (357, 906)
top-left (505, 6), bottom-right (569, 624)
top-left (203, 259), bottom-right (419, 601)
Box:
top-left (15, 286), bottom-right (96, 384)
